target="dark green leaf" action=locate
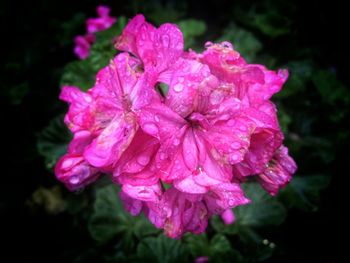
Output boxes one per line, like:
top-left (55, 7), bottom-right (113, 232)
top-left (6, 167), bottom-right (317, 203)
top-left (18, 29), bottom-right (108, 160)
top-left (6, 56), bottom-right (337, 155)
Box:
top-left (235, 183), bottom-right (287, 227)
top-left (88, 184), bottom-right (159, 245)
top-left (136, 235), bottom-right (188, 263)
top-left (37, 116), bottom-right (71, 169)
top-left (279, 175), bottom-right (330, 210)
top-left (178, 19), bottom-right (206, 49)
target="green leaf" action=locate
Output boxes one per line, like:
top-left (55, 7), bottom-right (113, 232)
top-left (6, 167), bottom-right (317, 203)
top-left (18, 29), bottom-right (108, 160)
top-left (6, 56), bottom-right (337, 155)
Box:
top-left (37, 116), bottom-right (71, 169)
top-left (184, 233), bottom-right (242, 262)
top-left (178, 19), bottom-right (206, 49)
top-left (312, 70), bottom-right (349, 106)
top-left (235, 183), bottom-right (287, 227)
top-left (277, 60), bottom-right (313, 98)
top-left (60, 59), bottom-right (96, 91)
top-left (136, 235), bottom-right (188, 263)
top-left (279, 175), bottom-right (330, 210)
top-left (217, 23), bottom-right (262, 62)
top-left (211, 183), bottom-right (286, 236)
top-left (88, 184), bottom-right (159, 245)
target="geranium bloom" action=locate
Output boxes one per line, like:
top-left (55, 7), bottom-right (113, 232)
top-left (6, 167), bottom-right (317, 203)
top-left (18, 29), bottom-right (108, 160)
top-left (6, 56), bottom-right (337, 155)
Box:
top-left (57, 13), bottom-right (297, 238)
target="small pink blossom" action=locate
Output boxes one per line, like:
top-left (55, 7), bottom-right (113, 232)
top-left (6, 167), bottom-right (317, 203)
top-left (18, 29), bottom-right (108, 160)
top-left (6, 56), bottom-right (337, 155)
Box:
top-left (86, 5), bottom-right (116, 34)
top-left (74, 5), bottom-right (116, 59)
top-left (73, 34), bottom-right (95, 60)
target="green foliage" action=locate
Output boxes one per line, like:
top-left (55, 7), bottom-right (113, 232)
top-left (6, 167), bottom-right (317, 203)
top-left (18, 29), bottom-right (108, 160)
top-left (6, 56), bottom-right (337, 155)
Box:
top-left (178, 19), bottom-right (207, 49)
top-left (217, 23), bottom-right (262, 62)
top-left (88, 184), bottom-right (159, 246)
top-left (37, 116), bottom-right (71, 169)
top-left (136, 235), bottom-right (188, 263)
top-left (279, 175), bottom-right (330, 210)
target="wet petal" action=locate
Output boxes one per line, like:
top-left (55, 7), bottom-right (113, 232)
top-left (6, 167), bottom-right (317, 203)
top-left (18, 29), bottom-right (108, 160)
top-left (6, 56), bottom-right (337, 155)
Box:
top-left (84, 113), bottom-right (137, 167)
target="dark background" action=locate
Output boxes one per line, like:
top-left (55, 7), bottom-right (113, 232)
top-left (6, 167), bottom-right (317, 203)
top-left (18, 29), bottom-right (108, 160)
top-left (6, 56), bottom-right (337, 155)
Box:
top-left (1, 0), bottom-right (348, 262)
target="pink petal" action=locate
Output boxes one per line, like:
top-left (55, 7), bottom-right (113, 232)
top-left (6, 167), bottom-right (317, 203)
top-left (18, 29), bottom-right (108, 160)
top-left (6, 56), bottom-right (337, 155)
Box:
top-left (60, 86), bottom-right (94, 132)
top-left (84, 113), bottom-right (137, 167)
top-left (258, 145), bottom-right (297, 195)
top-left (205, 183), bottom-right (250, 215)
top-left (55, 154), bottom-right (100, 191)
top-left (122, 182), bottom-right (162, 202)
top-left (120, 190), bottom-right (143, 216)
top-left (114, 130), bottom-right (160, 186)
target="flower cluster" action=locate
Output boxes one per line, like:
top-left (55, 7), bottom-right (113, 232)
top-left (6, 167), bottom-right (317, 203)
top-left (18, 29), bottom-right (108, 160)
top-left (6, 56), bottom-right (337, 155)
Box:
top-left (74, 5), bottom-right (116, 59)
top-left (56, 15), bottom-right (297, 238)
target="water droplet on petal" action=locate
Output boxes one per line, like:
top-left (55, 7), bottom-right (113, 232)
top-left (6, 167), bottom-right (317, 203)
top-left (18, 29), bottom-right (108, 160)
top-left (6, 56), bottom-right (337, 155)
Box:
top-left (221, 41), bottom-right (233, 49)
top-left (228, 199), bottom-right (235, 206)
top-left (173, 83), bottom-right (183, 92)
top-left (231, 142), bottom-right (241, 149)
top-left (173, 138), bottom-right (181, 146)
top-left (205, 41), bottom-right (214, 48)
top-left (227, 119), bottom-right (236, 127)
top-left (239, 125), bottom-right (247, 131)
top-left (70, 176), bottom-right (79, 184)
top-left (137, 155), bottom-right (150, 166)
top-left (154, 115), bottom-right (160, 122)
top-left (230, 154), bottom-right (240, 163)
top-left (142, 123), bottom-right (159, 135)
top-left (161, 34), bottom-right (170, 47)
top-left (159, 152), bottom-right (166, 160)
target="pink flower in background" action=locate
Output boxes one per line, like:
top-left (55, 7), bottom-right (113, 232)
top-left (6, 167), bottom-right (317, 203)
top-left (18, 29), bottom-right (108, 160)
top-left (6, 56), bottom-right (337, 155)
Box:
top-left (73, 34), bottom-right (95, 59)
top-left (74, 5), bottom-right (116, 59)
top-left (86, 5), bottom-right (116, 34)
top-left (57, 13), bottom-right (297, 238)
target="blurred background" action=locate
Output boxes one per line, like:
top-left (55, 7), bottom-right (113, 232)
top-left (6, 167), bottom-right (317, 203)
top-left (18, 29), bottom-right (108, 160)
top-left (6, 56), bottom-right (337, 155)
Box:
top-left (1, 0), bottom-right (348, 262)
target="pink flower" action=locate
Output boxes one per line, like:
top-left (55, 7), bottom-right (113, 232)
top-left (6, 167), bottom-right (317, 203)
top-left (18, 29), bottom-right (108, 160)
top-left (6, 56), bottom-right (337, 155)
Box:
top-left (57, 14), bottom-right (297, 238)
top-left (86, 5), bottom-right (116, 34)
top-left (258, 145), bottom-right (297, 195)
top-left (73, 34), bottom-right (95, 60)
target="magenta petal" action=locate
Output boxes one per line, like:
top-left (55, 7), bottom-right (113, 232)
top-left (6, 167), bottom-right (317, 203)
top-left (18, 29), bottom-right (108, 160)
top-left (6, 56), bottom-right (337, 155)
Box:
top-left (137, 103), bottom-right (186, 140)
top-left (68, 130), bottom-right (92, 154)
top-left (60, 86), bottom-right (93, 132)
top-left (165, 58), bottom-right (212, 117)
top-left (55, 154), bottom-right (100, 191)
top-left (136, 22), bottom-right (184, 74)
top-left (114, 130), bottom-right (160, 186)
top-left (120, 190), bottom-right (143, 216)
top-left (84, 113), bottom-right (137, 167)
top-left (174, 174), bottom-right (208, 194)
top-left (115, 14), bottom-right (148, 56)
top-left (205, 183), bottom-right (250, 215)
top-left (258, 145), bottom-right (297, 195)
top-left (122, 182), bottom-right (162, 202)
